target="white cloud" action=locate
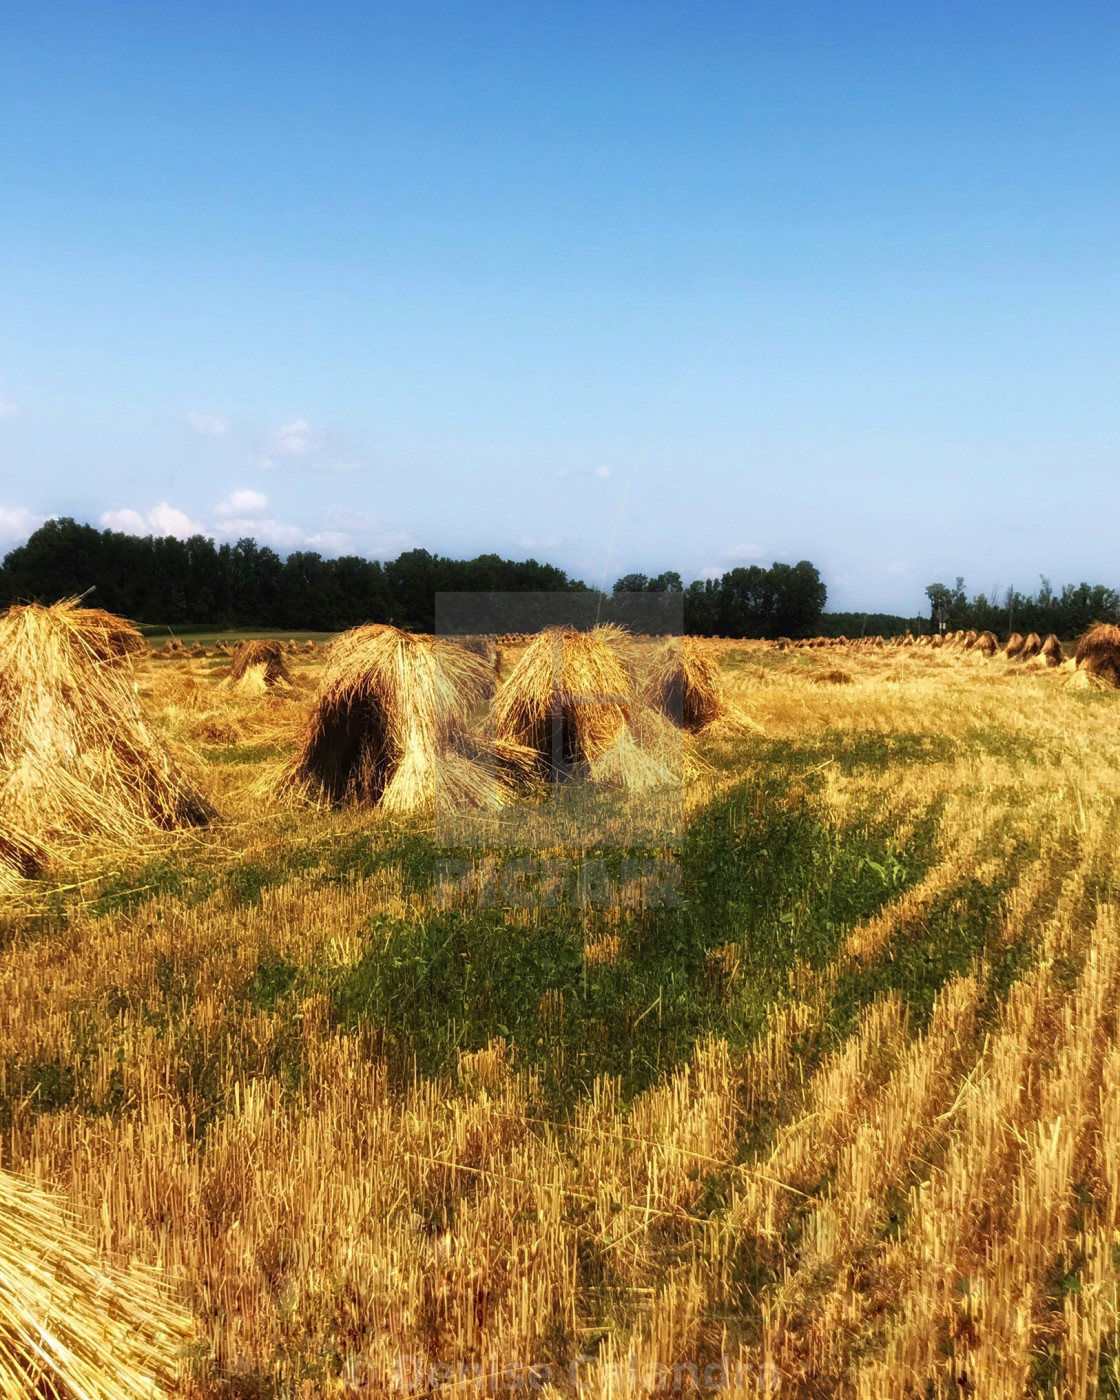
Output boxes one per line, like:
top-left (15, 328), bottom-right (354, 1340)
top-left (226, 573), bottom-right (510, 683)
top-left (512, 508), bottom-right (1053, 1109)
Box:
top-left (100, 508), bottom-right (148, 534)
top-left (212, 490), bottom-right (351, 550)
top-left (0, 505), bottom-right (46, 540)
top-left (311, 507), bottom-right (415, 559)
top-left (305, 531), bottom-right (352, 552)
top-left (94, 494), bottom-right (404, 560)
top-left (188, 410), bottom-right (229, 437)
top-left (149, 503), bottom-right (205, 537)
top-left (255, 418), bottom-right (362, 473)
top-left (212, 514), bottom-right (304, 548)
top-left (726, 543), bottom-right (764, 560)
top-left (700, 566), bottom-right (724, 580)
top-left (273, 418), bottom-right (312, 456)
top-left (215, 488), bottom-right (268, 516)
top-left (210, 491), bottom-right (302, 547)
top-left (0, 397), bottom-right (19, 420)
top-left (100, 503), bottom-right (205, 539)
top-left (556, 465), bottom-right (612, 481)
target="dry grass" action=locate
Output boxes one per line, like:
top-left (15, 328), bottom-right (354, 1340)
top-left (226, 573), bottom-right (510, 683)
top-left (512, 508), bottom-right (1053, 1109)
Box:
top-left (1, 633), bottom-right (1119, 1394)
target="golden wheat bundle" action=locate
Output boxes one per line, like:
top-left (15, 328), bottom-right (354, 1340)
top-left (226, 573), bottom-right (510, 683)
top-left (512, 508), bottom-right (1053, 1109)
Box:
top-left (1074, 623), bottom-right (1120, 688)
top-left (0, 600), bottom-right (213, 855)
top-left (1004, 632), bottom-right (1025, 659)
top-left (492, 625), bottom-right (680, 791)
top-left (0, 825), bottom-right (43, 883)
top-left (0, 825), bottom-right (45, 895)
top-left (302, 639), bottom-right (317, 653)
top-left (61, 608), bottom-right (149, 663)
top-left (639, 637), bottom-right (726, 732)
top-left (1018, 631), bottom-right (1042, 661)
top-left (227, 638), bottom-right (292, 693)
top-left (1040, 633), bottom-right (1064, 667)
top-left (282, 624), bottom-right (504, 813)
top-left (975, 630), bottom-right (998, 657)
top-left (493, 626), bottom-right (631, 766)
top-left (812, 668), bottom-right (853, 685)
top-left (0, 1168), bottom-right (192, 1400)
top-left (962, 630), bottom-right (979, 650)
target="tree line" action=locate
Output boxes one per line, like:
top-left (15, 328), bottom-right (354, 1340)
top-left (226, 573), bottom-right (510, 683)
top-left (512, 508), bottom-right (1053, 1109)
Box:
top-left (0, 518), bottom-right (830, 637)
top-left (925, 576), bottom-right (1120, 640)
top-left (6, 520), bottom-right (1113, 642)
top-left (0, 519), bottom-right (584, 633)
top-left (612, 563), bottom-right (828, 639)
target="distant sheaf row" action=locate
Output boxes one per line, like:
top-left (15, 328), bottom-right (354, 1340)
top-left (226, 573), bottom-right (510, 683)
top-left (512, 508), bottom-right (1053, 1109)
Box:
top-left (149, 636), bottom-right (319, 659)
top-left (768, 623), bottom-right (1120, 687)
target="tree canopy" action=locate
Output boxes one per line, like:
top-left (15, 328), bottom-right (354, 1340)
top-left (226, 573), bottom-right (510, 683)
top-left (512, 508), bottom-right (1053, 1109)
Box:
top-left (0, 520), bottom-right (584, 632)
top-left (0, 519), bottom-right (834, 637)
top-left (924, 575), bottom-right (1120, 639)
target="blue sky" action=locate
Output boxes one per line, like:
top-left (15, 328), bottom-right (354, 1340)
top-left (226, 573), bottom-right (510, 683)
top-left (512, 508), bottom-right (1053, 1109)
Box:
top-left (2, 2), bottom-right (1118, 611)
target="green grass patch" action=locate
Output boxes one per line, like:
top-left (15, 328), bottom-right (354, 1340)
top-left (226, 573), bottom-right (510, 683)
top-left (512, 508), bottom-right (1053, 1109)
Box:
top-left (202, 743), bottom-right (293, 765)
top-left (89, 859), bottom-right (198, 917)
top-left (329, 759), bottom-right (938, 1110)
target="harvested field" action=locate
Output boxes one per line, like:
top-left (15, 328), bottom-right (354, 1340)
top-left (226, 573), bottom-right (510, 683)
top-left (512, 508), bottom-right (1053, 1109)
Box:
top-left (1, 631), bottom-right (1119, 1396)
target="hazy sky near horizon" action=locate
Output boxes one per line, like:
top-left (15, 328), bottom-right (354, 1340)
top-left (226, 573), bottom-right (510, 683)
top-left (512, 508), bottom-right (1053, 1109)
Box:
top-left (2, 2), bottom-right (1119, 612)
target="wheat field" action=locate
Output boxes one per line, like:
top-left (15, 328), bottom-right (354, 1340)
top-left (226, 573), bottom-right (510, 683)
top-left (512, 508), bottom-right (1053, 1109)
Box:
top-left (2, 637), bottom-right (1119, 1397)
